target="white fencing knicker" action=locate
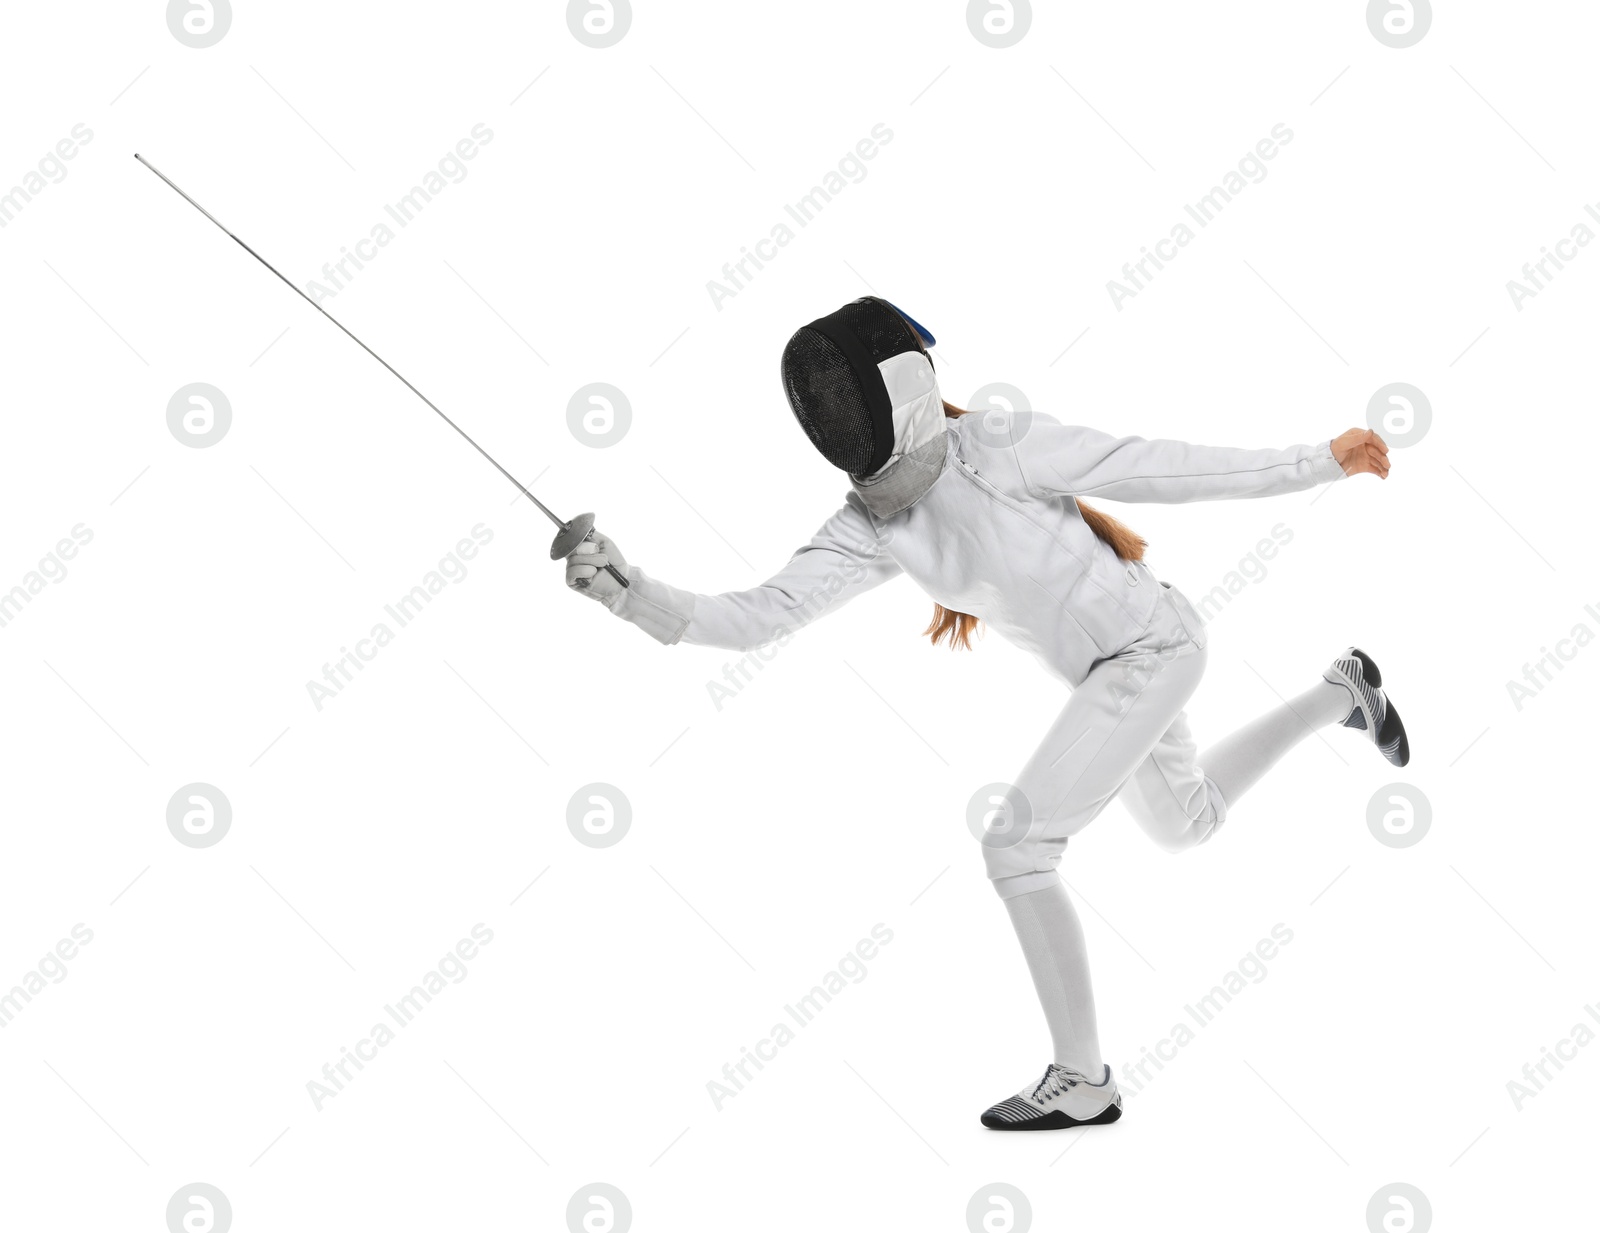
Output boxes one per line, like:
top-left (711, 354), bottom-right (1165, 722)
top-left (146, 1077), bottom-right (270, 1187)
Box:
top-left (981, 576), bottom-right (1227, 898)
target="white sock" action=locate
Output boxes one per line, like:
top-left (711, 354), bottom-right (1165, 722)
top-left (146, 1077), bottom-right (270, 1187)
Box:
top-left (1004, 884), bottom-right (1103, 1076)
top-left (1202, 678), bottom-right (1351, 810)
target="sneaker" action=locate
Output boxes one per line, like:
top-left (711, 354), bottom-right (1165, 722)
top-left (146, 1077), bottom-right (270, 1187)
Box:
top-left (980, 1063), bottom-right (1123, 1131)
top-left (1324, 647), bottom-right (1409, 767)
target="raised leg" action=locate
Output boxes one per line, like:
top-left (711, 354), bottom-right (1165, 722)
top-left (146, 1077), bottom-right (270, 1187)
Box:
top-left (1120, 676), bottom-right (1354, 851)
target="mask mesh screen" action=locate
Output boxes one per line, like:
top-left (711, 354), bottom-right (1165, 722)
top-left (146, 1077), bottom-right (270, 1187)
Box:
top-left (780, 327), bottom-right (880, 473)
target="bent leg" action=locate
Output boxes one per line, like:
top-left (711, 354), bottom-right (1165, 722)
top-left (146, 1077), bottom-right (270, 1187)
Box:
top-left (1120, 709), bottom-right (1227, 853)
top-left (981, 639), bottom-right (1206, 1077)
top-left (983, 641), bottom-right (1208, 897)
top-left (1122, 676), bottom-right (1355, 850)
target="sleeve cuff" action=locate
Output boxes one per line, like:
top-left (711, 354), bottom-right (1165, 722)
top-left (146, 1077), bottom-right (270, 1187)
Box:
top-left (606, 566), bottom-right (695, 645)
top-left (1313, 441), bottom-right (1345, 484)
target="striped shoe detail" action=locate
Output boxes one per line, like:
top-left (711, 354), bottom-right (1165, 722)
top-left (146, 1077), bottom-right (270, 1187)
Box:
top-left (1324, 647), bottom-right (1409, 767)
top-left (982, 1096), bottom-right (1042, 1125)
top-left (980, 1064), bottom-right (1124, 1130)
top-left (1329, 653), bottom-right (1386, 734)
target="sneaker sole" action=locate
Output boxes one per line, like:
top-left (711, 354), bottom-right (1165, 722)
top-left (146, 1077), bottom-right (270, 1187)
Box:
top-left (1376, 697), bottom-right (1410, 768)
top-left (980, 1100), bottom-right (1123, 1131)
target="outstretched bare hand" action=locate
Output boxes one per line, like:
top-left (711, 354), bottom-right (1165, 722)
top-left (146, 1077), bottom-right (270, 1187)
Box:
top-left (1331, 428), bottom-right (1390, 479)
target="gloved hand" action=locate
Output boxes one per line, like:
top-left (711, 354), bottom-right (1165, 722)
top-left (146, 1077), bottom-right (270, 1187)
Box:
top-left (564, 531), bottom-right (629, 605)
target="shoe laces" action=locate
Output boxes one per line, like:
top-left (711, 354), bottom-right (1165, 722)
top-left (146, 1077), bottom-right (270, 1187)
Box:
top-left (1031, 1063), bottom-right (1089, 1105)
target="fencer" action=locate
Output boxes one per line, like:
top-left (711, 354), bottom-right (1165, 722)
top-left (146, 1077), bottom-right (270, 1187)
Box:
top-left (563, 296), bottom-right (1405, 1130)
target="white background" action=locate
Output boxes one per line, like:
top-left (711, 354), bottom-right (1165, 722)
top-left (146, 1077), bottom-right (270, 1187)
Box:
top-left (1, 2), bottom-right (1595, 1230)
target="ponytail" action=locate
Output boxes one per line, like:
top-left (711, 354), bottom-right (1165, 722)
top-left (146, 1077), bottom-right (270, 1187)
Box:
top-left (1074, 499), bottom-right (1146, 562)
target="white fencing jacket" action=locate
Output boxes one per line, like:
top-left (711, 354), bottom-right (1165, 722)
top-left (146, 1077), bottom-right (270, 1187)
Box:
top-left (607, 411), bottom-right (1344, 687)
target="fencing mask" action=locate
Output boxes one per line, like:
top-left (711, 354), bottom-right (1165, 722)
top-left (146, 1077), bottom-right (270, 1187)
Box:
top-left (780, 296), bottom-right (948, 518)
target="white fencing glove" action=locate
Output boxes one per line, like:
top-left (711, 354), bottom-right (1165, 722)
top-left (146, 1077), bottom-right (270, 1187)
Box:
top-left (565, 531), bottom-right (629, 605)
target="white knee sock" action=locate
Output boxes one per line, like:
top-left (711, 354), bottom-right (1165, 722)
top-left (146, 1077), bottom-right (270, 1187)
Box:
top-left (1004, 884), bottom-right (1103, 1075)
top-left (1202, 678), bottom-right (1352, 810)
